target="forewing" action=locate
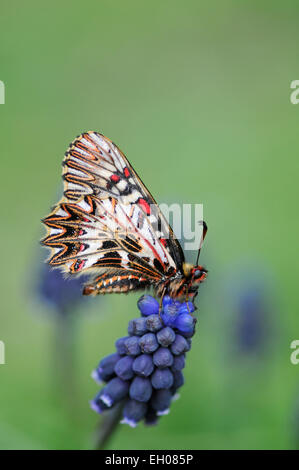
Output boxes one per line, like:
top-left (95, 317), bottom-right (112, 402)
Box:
top-left (42, 131), bottom-right (184, 283)
top-left (62, 132), bottom-right (185, 267)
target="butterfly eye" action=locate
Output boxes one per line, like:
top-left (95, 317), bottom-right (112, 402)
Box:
top-left (193, 269), bottom-right (202, 279)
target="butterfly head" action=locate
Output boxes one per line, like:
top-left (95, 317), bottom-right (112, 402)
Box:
top-left (191, 266), bottom-right (208, 283)
top-left (182, 262), bottom-right (208, 284)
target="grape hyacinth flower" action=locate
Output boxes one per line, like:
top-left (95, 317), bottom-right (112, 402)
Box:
top-left (91, 294), bottom-right (197, 427)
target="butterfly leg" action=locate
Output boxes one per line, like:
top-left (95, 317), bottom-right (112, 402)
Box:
top-left (185, 288), bottom-right (199, 317)
top-left (185, 288), bottom-right (191, 313)
top-left (159, 287), bottom-right (167, 319)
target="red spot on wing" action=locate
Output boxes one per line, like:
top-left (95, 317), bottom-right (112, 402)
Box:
top-left (110, 174), bottom-right (120, 183)
top-left (138, 198), bottom-right (151, 215)
top-left (79, 244), bottom-right (85, 252)
top-left (124, 167), bottom-right (130, 178)
top-left (79, 229), bottom-right (83, 236)
top-left (73, 259), bottom-right (86, 272)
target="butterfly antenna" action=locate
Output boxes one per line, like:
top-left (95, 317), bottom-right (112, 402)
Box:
top-left (195, 221), bottom-right (208, 265)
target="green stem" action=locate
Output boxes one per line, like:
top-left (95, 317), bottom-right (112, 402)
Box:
top-left (94, 403), bottom-right (124, 450)
top-left (53, 311), bottom-right (79, 414)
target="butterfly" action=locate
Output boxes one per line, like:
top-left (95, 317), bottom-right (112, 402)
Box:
top-left (42, 132), bottom-right (207, 301)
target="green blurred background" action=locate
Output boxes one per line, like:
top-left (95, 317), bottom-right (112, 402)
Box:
top-left (1, 0), bottom-right (299, 450)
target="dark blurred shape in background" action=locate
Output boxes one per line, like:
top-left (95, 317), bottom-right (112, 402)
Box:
top-left (37, 261), bottom-right (88, 317)
top-left (235, 286), bottom-right (269, 356)
top-left (223, 263), bottom-right (276, 361)
top-left (35, 255), bottom-right (91, 416)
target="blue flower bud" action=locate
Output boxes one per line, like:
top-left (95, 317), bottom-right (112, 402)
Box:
top-left (133, 354), bottom-right (154, 377)
top-left (181, 329), bottom-right (196, 339)
top-left (124, 336), bottom-right (141, 356)
top-left (156, 327), bottom-right (176, 347)
top-left (153, 347), bottom-right (174, 368)
top-left (114, 356), bottom-right (134, 381)
top-left (145, 407), bottom-right (159, 426)
top-left (137, 295), bottom-right (159, 316)
top-left (128, 317), bottom-right (148, 336)
top-left (90, 399), bottom-right (105, 414)
top-left (139, 333), bottom-right (159, 353)
top-left (172, 370), bottom-right (184, 390)
top-left (162, 295), bottom-right (172, 308)
top-left (121, 399), bottom-right (148, 427)
top-left (177, 301), bottom-right (195, 315)
top-left (171, 354), bottom-right (185, 371)
top-left (170, 334), bottom-right (190, 355)
top-left (115, 336), bottom-right (130, 355)
top-left (129, 377), bottom-right (152, 402)
top-left (151, 389), bottom-right (173, 415)
top-left (145, 314), bottom-right (163, 332)
top-left (151, 368), bottom-right (174, 389)
top-left (93, 353), bottom-right (120, 383)
top-left (91, 369), bottom-right (103, 385)
top-left (175, 313), bottom-right (196, 335)
top-left (100, 377), bottom-right (129, 407)
top-left (90, 390), bottom-right (110, 414)
top-left (161, 303), bottom-right (179, 327)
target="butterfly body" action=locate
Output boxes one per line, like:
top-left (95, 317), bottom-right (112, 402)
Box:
top-left (42, 132), bottom-right (207, 301)
top-left (82, 262), bottom-right (207, 299)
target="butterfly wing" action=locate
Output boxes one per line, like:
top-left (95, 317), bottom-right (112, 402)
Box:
top-left (62, 131), bottom-right (184, 267)
top-left (42, 132), bottom-right (185, 294)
